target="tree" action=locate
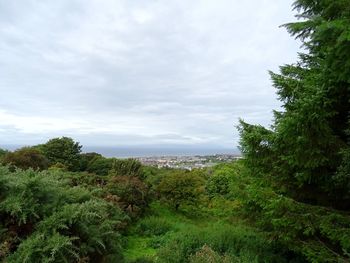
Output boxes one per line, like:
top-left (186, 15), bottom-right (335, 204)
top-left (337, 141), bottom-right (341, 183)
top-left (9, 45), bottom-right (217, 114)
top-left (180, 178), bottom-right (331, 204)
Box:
top-left (40, 137), bottom-right (82, 171)
top-left (2, 147), bottom-right (49, 170)
top-left (238, 0), bottom-right (350, 208)
top-left (237, 0), bottom-right (350, 261)
top-left (157, 171), bottom-right (204, 210)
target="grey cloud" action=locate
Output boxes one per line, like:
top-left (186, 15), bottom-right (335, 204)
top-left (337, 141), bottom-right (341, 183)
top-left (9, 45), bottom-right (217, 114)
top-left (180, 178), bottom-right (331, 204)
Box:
top-left (0, 0), bottom-right (300, 148)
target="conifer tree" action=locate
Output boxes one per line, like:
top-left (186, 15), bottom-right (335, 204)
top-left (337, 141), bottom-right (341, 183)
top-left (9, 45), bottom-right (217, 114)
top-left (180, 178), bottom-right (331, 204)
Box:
top-left (239, 0), bottom-right (350, 208)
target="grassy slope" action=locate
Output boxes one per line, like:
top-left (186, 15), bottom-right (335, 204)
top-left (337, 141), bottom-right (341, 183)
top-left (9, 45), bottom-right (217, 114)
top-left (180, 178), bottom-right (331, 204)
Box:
top-left (123, 199), bottom-right (253, 262)
top-left (123, 202), bottom-right (203, 261)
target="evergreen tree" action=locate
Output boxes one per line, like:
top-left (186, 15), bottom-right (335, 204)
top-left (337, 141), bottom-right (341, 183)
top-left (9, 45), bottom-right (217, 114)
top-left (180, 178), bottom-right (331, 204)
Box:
top-left (239, 0), bottom-right (350, 209)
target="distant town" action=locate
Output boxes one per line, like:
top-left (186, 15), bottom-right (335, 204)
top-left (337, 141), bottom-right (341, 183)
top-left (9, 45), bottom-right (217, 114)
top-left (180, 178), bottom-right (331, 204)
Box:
top-left (136, 154), bottom-right (242, 170)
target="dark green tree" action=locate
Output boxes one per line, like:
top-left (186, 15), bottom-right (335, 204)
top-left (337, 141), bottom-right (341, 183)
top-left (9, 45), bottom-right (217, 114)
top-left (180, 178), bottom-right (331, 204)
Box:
top-left (239, 0), bottom-right (350, 208)
top-left (237, 0), bottom-right (350, 261)
top-left (40, 137), bottom-right (82, 171)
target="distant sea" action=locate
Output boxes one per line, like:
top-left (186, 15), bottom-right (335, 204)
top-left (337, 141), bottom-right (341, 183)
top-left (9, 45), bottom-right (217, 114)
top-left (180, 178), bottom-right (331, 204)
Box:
top-left (83, 146), bottom-right (240, 158)
top-left (1, 144), bottom-right (240, 158)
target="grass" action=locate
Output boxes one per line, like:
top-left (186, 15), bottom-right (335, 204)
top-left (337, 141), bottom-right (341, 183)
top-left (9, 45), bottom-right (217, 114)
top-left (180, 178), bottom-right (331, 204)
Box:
top-left (123, 235), bottom-right (157, 262)
top-left (123, 201), bottom-right (295, 263)
top-left (123, 202), bottom-right (211, 262)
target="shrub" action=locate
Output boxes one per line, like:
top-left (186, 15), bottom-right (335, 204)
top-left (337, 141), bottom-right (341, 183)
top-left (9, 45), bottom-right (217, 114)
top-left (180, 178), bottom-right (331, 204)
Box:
top-left (189, 245), bottom-right (233, 263)
top-left (86, 156), bottom-right (113, 176)
top-left (107, 175), bottom-right (149, 217)
top-left (157, 171), bottom-right (204, 210)
top-left (0, 166), bottom-right (127, 262)
top-left (156, 223), bottom-right (291, 263)
top-left (109, 159), bottom-right (143, 178)
top-left (2, 147), bottom-right (49, 170)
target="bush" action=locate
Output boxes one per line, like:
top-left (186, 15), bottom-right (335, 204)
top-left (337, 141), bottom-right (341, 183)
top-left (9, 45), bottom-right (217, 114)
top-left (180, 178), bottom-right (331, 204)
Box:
top-left (2, 147), bottom-right (49, 170)
top-left (157, 171), bottom-right (204, 210)
top-left (109, 159), bottom-right (144, 178)
top-left (0, 166), bottom-right (127, 262)
top-left (156, 223), bottom-right (292, 263)
top-left (189, 245), bottom-right (234, 263)
top-left (86, 156), bottom-right (113, 176)
top-left (107, 175), bottom-right (149, 217)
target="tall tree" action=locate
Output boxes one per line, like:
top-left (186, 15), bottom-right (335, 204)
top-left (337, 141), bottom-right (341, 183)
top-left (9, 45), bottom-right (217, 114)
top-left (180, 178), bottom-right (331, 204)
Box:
top-left (239, 0), bottom-right (350, 209)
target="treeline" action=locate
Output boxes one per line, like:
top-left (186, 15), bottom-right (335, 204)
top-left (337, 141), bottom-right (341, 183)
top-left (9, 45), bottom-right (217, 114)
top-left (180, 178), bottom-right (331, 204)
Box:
top-left (0, 137), bottom-right (142, 176)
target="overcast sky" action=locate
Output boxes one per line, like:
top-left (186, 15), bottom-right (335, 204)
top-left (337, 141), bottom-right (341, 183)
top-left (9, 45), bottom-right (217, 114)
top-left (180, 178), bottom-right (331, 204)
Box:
top-left (0, 0), bottom-right (300, 148)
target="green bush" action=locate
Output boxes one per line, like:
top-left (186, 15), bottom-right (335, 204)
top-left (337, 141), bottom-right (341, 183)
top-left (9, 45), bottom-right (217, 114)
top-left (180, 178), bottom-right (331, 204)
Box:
top-left (156, 223), bottom-right (291, 263)
top-left (2, 147), bottom-right (49, 170)
top-left (86, 156), bottom-right (113, 176)
top-left (0, 166), bottom-right (127, 262)
top-left (157, 171), bottom-right (204, 211)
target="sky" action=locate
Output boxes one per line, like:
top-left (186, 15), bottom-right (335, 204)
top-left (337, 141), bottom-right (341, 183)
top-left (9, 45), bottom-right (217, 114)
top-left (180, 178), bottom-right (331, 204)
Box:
top-left (0, 0), bottom-right (300, 149)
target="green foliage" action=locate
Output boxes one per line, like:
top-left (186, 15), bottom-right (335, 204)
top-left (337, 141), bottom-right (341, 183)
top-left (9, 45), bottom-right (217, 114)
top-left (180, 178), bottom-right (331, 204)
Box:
top-left (109, 158), bottom-right (143, 178)
top-left (137, 216), bottom-right (173, 236)
top-left (40, 137), bottom-right (82, 171)
top-left (0, 148), bottom-right (9, 161)
top-left (157, 171), bottom-right (204, 210)
top-left (237, 1), bottom-right (350, 261)
top-left (78, 152), bottom-right (102, 172)
top-left (156, 223), bottom-right (291, 263)
top-left (1, 147), bottom-right (49, 170)
top-left (86, 156), bottom-right (113, 176)
top-left (238, 183), bottom-right (350, 263)
top-left (0, 166), bottom-right (127, 262)
top-left (238, 0), bottom-right (350, 207)
top-left (106, 175), bottom-right (149, 217)
top-left (206, 170), bottom-right (231, 198)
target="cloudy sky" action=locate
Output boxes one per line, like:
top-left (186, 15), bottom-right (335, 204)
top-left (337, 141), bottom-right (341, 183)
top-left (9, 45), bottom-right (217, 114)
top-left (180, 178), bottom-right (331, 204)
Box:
top-left (0, 0), bottom-right (300, 149)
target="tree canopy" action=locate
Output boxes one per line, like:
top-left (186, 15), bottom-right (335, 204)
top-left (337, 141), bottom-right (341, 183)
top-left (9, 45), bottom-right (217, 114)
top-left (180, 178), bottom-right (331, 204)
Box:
top-left (40, 137), bottom-right (82, 171)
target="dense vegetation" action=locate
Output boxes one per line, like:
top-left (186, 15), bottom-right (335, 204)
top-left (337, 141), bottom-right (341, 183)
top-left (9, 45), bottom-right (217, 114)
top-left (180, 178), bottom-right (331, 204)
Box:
top-left (1, 0), bottom-right (349, 262)
top-left (237, 0), bottom-right (350, 261)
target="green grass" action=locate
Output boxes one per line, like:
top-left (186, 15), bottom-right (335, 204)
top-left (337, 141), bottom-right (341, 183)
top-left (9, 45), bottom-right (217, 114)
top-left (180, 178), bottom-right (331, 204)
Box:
top-left (123, 202), bottom-right (208, 262)
top-left (123, 235), bottom-right (157, 262)
top-left (123, 201), bottom-right (297, 263)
